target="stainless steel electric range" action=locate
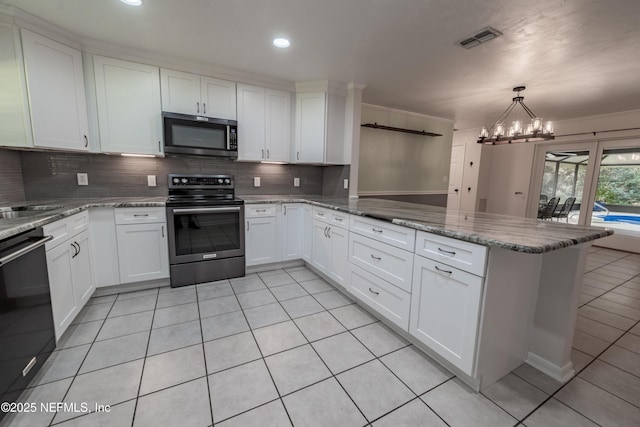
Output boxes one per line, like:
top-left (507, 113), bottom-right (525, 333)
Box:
top-left (166, 174), bottom-right (245, 287)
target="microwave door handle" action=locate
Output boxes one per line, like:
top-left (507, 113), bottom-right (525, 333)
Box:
top-left (226, 125), bottom-right (230, 150)
top-left (172, 207), bottom-right (241, 214)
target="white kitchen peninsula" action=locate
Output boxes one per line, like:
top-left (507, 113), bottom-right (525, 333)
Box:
top-left (241, 196), bottom-right (613, 391)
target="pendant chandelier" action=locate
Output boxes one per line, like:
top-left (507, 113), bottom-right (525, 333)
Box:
top-left (477, 86), bottom-right (554, 144)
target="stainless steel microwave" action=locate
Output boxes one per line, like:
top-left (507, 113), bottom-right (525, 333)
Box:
top-left (163, 112), bottom-right (238, 158)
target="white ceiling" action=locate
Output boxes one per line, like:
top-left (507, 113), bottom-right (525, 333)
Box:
top-left (3, 0), bottom-right (640, 129)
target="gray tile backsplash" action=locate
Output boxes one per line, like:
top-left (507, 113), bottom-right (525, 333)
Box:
top-left (0, 149), bottom-right (26, 203)
top-left (322, 165), bottom-right (350, 198)
top-left (17, 151), bottom-right (345, 200)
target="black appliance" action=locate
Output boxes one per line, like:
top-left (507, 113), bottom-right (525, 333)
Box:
top-left (0, 229), bottom-right (54, 420)
top-left (163, 112), bottom-right (238, 158)
top-left (166, 174), bottom-right (245, 287)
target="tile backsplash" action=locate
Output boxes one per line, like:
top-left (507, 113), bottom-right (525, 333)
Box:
top-left (17, 151), bottom-right (349, 200)
top-left (0, 149), bottom-right (26, 203)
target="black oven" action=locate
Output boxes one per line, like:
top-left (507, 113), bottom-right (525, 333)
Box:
top-left (163, 112), bottom-right (238, 158)
top-left (166, 174), bottom-right (245, 287)
top-left (0, 228), bottom-right (54, 419)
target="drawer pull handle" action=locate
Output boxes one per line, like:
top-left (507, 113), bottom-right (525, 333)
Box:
top-left (435, 265), bottom-right (453, 275)
top-left (372, 228), bottom-right (383, 234)
top-left (370, 254), bottom-right (381, 261)
top-left (334, 217), bottom-right (343, 222)
top-left (134, 214), bottom-right (149, 217)
top-left (437, 247), bottom-right (456, 255)
top-left (369, 287), bottom-right (380, 295)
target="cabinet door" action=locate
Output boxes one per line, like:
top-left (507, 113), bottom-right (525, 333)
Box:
top-left (311, 220), bottom-right (330, 273)
top-left (265, 89), bottom-right (291, 162)
top-left (47, 242), bottom-right (77, 341)
top-left (236, 84), bottom-right (266, 161)
top-left (160, 68), bottom-right (200, 115)
top-left (328, 225), bottom-right (349, 287)
top-left (281, 204), bottom-right (304, 261)
top-left (410, 255), bottom-right (483, 375)
top-left (295, 92), bottom-right (326, 163)
top-left (246, 217), bottom-right (277, 266)
top-left (21, 29), bottom-right (89, 151)
top-left (71, 230), bottom-right (94, 309)
top-left (302, 204), bottom-right (313, 262)
top-left (116, 223), bottom-right (169, 283)
top-left (94, 56), bottom-right (162, 155)
top-left (201, 77), bottom-right (236, 120)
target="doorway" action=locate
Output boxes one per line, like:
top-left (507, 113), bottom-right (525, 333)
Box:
top-left (531, 139), bottom-right (640, 253)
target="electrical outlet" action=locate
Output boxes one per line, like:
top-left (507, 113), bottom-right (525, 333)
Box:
top-left (147, 175), bottom-right (157, 187)
top-left (77, 173), bottom-right (88, 186)
top-left (343, 179), bottom-right (349, 189)
top-left (253, 177), bottom-right (261, 187)
top-left (294, 177), bottom-right (300, 187)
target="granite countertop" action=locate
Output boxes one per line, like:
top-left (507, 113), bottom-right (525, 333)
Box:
top-left (0, 197), bottom-right (166, 241)
top-left (239, 195), bottom-right (614, 254)
top-left (1, 195), bottom-right (613, 254)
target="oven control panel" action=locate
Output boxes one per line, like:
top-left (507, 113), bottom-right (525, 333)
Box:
top-left (168, 174), bottom-right (234, 188)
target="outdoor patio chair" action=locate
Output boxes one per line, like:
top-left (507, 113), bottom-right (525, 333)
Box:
top-left (538, 197), bottom-right (560, 220)
top-left (553, 197), bottom-right (576, 222)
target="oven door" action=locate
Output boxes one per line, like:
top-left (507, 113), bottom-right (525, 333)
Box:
top-left (167, 206), bottom-right (245, 264)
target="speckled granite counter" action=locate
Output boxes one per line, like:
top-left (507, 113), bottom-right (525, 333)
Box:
top-left (0, 198), bottom-right (166, 241)
top-left (239, 195), bottom-right (613, 254)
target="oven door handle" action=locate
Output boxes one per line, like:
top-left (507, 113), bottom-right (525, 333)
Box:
top-left (0, 235), bottom-right (53, 266)
top-left (172, 207), bottom-right (242, 214)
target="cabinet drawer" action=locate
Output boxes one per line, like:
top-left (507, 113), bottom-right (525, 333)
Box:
top-left (115, 207), bottom-right (166, 224)
top-left (349, 233), bottom-right (413, 293)
top-left (349, 265), bottom-right (411, 331)
top-left (245, 204), bottom-right (277, 218)
top-left (415, 231), bottom-right (487, 277)
top-left (43, 211), bottom-right (89, 250)
top-left (313, 206), bottom-right (348, 229)
top-left (349, 216), bottom-right (415, 251)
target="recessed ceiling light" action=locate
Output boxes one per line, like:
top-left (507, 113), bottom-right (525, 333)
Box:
top-left (120, 0), bottom-right (142, 6)
top-left (273, 38), bottom-right (290, 48)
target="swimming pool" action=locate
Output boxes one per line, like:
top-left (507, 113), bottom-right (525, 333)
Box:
top-left (600, 214), bottom-right (640, 225)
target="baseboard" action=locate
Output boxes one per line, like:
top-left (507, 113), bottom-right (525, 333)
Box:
top-left (246, 259), bottom-right (304, 274)
top-left (93, 278), bottom-right (170, 296)
top-left (526, 351), bottom-right (575, 383)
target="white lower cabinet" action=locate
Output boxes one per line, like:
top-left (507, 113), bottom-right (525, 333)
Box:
top-left (116, 222), bottom-right (169, 284)
top-left (311, 215), bottom-right (349, 287)
top-left (281, 203), bottom-right (304, 261)
top-left (302, 204), bottom-right (313, 262)
top-left (349, 265), bottom-right (411, 330)
top-left (44, 213), bottom-right (94, 341)
top-left (409, 254), bottom-right (483, 375)
top-left (245, 204), bottom-right (279, 267)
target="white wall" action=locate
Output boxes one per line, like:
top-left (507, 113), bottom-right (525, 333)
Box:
top-left (358, 104), bottom-right (454, 195)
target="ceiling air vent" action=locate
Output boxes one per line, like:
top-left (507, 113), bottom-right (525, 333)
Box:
top-left (456, 26), bottom-right (502, 49)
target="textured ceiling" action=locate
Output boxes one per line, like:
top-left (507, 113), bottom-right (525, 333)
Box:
top-left (3, 0), bottom-right (640, 129)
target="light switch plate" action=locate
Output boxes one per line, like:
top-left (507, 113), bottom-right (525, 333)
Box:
top-left (147, 175), bottom-right (157, 187)
top-left (254, 177), bottom-right (261, 187)
top-left (294, 177), bottom-right (300, 187)
top-left (442, 175), bottom-right (448, 182)
top-left (343, 179), bottom-right (349, 189)
top-left (77, 173), bottom-right (88, 186)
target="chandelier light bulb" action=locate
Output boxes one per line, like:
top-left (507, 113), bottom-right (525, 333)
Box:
top-left (532, 118), bottom-right (543, 132)
top-left (494, 123), bottom-right (505, 137)
top-left (545, 121), bottom-right (554, 133)
top-left (479, 127), bottom-right (489, 138)
top-left (512, 120), bottom-right (522, 134)
top-left (525, 124), bottom-right (533, 135)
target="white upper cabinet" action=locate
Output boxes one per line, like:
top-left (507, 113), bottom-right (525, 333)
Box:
top-left (201, 76), bottom-right (237, 120)
top-left (21, 29), bottom-right (89, 151)
top-left (160, 68), bottom-right (236, 120)
top-left (93, 56), bottom-right (163, 155)
top-left (237, 83), bottom-right (291, 162)
top-left (294, 89), bottom-right (347, 164)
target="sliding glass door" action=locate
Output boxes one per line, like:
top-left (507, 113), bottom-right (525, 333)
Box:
top-left (531, 139), bottom-right (640, 252)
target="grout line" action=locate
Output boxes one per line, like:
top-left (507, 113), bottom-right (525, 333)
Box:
top-left (194, 284), bottom-right (216, 426)
top-left (130, 287), bottom-right (160, 427)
